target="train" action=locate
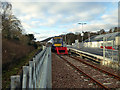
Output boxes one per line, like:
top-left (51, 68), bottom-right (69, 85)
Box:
top-left (51, 36), bottom-right (68, 55)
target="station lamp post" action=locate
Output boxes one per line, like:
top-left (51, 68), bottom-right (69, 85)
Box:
top-left (88, 31), bottom-right (90, 42)
top-left (78, 22), bottom-right (87, 43)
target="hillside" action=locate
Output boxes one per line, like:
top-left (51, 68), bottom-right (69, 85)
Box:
top-left (1, 2), bottom-right (41, 88)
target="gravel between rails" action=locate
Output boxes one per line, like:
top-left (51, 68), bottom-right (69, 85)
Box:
top-left (52, 53), bottom-right (100, 89)
top-left (75, 56), bottom-right (120, 77)
top-left (63, 55), bottom-right (120, 89)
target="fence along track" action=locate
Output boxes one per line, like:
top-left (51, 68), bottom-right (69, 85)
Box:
top-left (11, 47), bottom-right (52, 89)
top-left (58, 55), bottom-right (109, 90)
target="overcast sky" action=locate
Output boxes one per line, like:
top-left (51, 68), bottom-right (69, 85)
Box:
top-left (10, 1), bottom-right (118, 41)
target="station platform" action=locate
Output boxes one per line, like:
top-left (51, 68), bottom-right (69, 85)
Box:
top-left (67, 46), bottom-right (119, 69)
top-left (67, 46), bottom-right (103, 56)
top-left (67, 46), bottom-right (118, 60)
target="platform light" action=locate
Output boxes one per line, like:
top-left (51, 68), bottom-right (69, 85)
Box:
top-left (78, 22), bottom-right (87, 43)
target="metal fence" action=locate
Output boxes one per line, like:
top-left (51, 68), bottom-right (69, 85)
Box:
top-left (68, 39), bottom-right (119, 69)
top-left (102, 37), bottom-right (119, 69)
top-left (11, 47), bottom-right (52, 89)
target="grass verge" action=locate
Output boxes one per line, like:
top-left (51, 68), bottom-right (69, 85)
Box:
top-left (2, 48), bottom-right (41, 89)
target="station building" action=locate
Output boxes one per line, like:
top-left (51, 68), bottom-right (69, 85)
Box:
top-left (84, 32), bottom-right (120, 49)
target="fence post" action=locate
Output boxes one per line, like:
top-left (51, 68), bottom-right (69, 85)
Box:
top-left (33, 58), bottom-right (37, 88)
top-left (37, 50), bottom-right (47, 87)
top-left (103, 37), bottom-right (106, 65)
top-left (34, 55), bottom-right (38, 81)
top-left (47, 47), bottom-right (52, 88)
top-left (29, 61), bottom-right (33, 88)
top-left (118, 45), bottom-right (120, 72)
top-left (39, 52), bottom-right (48, 88)
top-left (111, 40), bottom-right (114, 62)
top-left (11, 75), bottom-right (20, 90)
top-left (22, 66), bottom-right (29, 89)
top-left (43, 46), bottom-right (46, 50)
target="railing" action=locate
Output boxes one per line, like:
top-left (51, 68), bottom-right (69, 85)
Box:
top-left (68, 40), bottom-right (119, 69)
top-left (11, 47), bottom-right (52, 89)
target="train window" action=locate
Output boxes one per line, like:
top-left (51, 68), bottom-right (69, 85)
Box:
top-left (54, 39), bottom-right (62, 44)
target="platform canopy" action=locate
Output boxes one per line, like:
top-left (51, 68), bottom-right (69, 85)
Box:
top-left (84, 32), bottom-right (120, 42)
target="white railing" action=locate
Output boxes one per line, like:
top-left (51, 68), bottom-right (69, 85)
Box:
top-left (11, 47), bottom-right (52, 89)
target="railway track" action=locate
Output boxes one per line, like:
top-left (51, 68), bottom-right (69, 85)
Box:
top-left (58, 54), bottom-right (120, 89)
top-left (69, 55), bottom-right (120, 80)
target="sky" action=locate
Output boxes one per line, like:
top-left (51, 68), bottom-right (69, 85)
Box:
top-left (9, 1), bottom-right (119, 41)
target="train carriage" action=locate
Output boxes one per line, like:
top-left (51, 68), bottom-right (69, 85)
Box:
top-left (52, 36), bottom-right (68, 55)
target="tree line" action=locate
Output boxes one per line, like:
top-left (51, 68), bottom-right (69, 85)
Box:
top-left (61, 27), bottom-right (120, 45)
top-left (1, 2), bottom-right (39, 49)
top-left (2, 2), bottom-right (42, 71)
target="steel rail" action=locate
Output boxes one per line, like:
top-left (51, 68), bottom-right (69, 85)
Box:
top-left (69, 55), bottom-right (120, 81)
top-left (58, 55), bottom-right (109, 90)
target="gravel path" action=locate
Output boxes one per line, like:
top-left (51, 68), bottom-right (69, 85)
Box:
top-left (52, 53), bottom-right (100, 89)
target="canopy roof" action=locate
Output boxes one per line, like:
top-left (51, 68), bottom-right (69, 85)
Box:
top-left (84, 32), bottom-right (120, 42)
